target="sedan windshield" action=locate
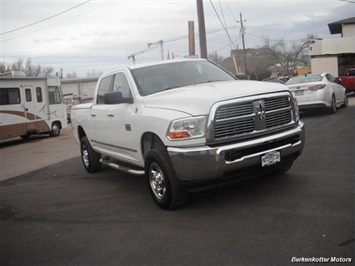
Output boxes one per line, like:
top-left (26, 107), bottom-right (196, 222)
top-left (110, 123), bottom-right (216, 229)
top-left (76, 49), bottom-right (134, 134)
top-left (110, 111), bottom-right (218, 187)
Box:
top-left (286, 74), bottom-right (322, 85)
top-left (130, 60), bottom-right (236, 96)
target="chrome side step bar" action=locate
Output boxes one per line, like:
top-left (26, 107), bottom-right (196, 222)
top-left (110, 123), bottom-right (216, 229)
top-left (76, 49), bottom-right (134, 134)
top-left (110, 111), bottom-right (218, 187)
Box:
top-left (100, 158), bottom-right (145, 176)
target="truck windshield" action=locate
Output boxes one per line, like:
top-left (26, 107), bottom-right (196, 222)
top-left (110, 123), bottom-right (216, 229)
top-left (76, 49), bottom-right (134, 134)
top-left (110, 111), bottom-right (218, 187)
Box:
top-left (130, 60), bottom-right (236, 96)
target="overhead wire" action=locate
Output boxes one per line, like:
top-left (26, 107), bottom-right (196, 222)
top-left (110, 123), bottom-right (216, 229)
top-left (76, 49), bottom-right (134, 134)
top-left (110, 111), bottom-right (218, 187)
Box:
top-left (1, 1), bottom-right (114, 43)
top-left (1, 0), bottom-right (91, 35)
top-left (209, 0), bottom-right (237, 49)
top-left (218, 0), bottom-right (232, 50)
top-left (211, 36), bottom-right (242, 54)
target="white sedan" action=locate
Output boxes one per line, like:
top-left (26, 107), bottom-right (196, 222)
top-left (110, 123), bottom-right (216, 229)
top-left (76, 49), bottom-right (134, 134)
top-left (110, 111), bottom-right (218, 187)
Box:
top-left (286, 73), bottom-right (348, 114)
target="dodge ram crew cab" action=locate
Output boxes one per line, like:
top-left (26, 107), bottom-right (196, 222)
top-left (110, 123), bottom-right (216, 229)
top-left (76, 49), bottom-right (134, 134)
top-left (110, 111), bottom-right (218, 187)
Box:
top-left (71, 59), bottom-right (305, 209)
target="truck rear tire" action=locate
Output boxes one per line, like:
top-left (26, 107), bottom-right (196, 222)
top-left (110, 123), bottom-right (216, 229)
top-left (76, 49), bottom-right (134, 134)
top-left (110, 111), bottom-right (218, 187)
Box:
top-left (80, 136), bottom-right (101, 173)
top-left (145, 148), bottom-right (188, 210)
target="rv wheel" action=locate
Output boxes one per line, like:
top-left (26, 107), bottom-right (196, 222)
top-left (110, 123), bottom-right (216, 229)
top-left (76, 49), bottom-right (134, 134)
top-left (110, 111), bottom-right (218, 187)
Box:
top-left (49, 122), bottom-right (61, 137)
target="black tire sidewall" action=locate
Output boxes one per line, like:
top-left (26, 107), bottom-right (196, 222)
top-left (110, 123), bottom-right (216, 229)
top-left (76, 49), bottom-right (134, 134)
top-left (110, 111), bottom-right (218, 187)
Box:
top-left (145, 148), bottom-right (188, 210)
top-left (50, 123), bottom-right (61, 137)
top-left (80, 136), bottom-right (101, 173)
top-left (145, 149), bottom-right (173, 209)
top-left (329, 95), bottom-right (336, 114)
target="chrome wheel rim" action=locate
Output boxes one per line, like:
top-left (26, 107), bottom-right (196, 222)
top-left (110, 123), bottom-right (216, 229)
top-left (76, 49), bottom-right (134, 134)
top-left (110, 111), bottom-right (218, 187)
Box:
top-left (149, 162), bottom-right (167, 200)
top-left (52, 124), bottom-right (60, 135)
top-left (82, 145), bottom-right (90, 168)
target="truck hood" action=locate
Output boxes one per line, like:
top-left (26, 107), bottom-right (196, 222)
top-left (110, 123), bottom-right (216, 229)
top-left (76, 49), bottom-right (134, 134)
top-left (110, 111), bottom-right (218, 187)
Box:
top-left (142, 80), bottom-right (289, 115)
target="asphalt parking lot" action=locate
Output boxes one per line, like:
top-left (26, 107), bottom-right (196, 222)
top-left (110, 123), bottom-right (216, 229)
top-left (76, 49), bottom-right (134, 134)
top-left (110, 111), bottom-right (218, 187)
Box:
top-left (0, 96), bottom-right (354, 265)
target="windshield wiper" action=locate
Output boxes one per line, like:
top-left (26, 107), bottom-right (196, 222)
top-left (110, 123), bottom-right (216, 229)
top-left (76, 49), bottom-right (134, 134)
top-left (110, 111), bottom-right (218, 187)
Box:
top-left (206, 79), bottom-right (225, 83)
top-left (164, 86), bottom-right (180, 91)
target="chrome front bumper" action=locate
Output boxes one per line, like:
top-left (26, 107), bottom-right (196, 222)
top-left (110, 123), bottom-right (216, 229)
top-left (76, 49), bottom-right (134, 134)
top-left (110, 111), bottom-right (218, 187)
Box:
top-left (168, 122), bottom-right (305, 182)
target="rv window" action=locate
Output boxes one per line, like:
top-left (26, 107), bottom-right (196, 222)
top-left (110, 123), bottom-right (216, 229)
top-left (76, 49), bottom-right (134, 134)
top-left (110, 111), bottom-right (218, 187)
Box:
top-left (36, 87), bottom-right (43, 102)
top-left (48, 86), bottom-right (62, 104)
top-left (0, 88), bottom-right (21, 105)
top-left (26, 89), bottom-right (32, 102)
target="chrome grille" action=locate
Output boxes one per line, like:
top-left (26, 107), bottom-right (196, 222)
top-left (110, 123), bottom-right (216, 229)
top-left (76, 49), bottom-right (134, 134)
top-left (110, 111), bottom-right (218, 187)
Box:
top-left (215, 118), bottom-right (254, 138)
top-left (266, 111), bottom-right (292, 128)
top-left (211, 94), bottom-right (294, 143)
top-left (265, 97), bottom-right (290, 110)
top-left (216, 103), bottom-right (253, 120)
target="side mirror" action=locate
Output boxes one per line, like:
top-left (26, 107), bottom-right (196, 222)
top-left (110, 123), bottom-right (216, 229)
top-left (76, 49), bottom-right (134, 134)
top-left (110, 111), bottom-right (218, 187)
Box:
top-left (334, 78), bottom-right (341, 84)
top-left (104, 91), bottom-right (133, 104)
top-left (236, 73), bottom-right (246, 80)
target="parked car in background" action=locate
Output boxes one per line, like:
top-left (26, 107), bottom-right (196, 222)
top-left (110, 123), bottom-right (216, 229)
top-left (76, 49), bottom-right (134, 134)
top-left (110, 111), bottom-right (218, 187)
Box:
top-left (286, 73), bottom-right (348, 114)
top-left (262, 78), bottom-right (286, 85)
top-left (81, 96), bottom-right (93, 103)
top-left (66, 99), bottom-right (80, 123)
top-left (339, 68), bottom-right (355, 95)
top-left (263, 77), bottom-right (289, 84)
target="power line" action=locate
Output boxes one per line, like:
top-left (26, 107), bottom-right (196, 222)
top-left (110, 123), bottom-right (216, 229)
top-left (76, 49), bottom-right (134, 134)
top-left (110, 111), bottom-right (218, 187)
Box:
top-left (209, 0), bottom-right (237, 49)
top-left (0, 0), bottom-right (91, 35)
top-left (211, 36), bottom-right (242, 53)
top-left (1, 1), bottom-right (113, 43)
top-left (225, 1), bottom-right (237, 22)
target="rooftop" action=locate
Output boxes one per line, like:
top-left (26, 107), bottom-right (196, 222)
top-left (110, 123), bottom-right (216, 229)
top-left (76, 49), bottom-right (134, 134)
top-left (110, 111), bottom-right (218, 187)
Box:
top-left (310, 37), bottom-right (355, 56)
top-left (328, 16), bottom-right (355, 35)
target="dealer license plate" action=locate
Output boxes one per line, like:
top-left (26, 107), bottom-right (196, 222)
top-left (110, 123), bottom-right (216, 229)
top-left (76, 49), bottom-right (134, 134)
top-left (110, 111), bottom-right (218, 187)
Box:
top-left (261, 151), bottom-right (281, 167)
top-left (295, 90), bottom-right (304, 96)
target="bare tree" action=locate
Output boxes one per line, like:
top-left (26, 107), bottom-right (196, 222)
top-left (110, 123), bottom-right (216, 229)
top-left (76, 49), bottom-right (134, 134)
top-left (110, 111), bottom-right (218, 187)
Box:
top-left (262, 34), bottom-right (315, 77)
top-left (0, 58), bottom-right (54, 77)
top-left (66, 71), bottom-right (78, 78)
top-left (41, 66), bottom-right (54, 77)
top-left (208, 52), bottom-right (225, 65)
top-left (0, 62), bottom-right (10, 73)
top-left (87, 69), bottom-right (103, 77)
top-left (11, 58), bottom-right (24, 72)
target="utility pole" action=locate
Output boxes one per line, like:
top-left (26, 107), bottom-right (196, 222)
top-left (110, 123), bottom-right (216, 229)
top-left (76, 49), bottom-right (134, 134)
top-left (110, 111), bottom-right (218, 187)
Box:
top-left (239, 13), bottom-right (248, 79)
top-left (196, 0), bottom-right (207, 59)
top-left (188, 21), bottom-right (195, 56)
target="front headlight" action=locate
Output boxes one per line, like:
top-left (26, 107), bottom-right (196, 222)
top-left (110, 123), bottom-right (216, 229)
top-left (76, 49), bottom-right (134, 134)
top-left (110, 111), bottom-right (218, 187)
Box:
top-left (167, 116), bottom-right (207, 140)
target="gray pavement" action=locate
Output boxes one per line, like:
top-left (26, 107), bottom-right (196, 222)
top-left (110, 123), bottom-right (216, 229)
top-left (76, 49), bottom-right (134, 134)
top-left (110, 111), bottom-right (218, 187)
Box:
top-left (0, 126), bottom-right (79, 182)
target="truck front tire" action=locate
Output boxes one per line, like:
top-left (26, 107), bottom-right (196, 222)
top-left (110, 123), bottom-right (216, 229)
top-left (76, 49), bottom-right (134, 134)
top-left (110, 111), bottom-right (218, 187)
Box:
top-left (80, 136), bottom-right (101, 173)
top-left (145, 148), bottom-right (188, 210)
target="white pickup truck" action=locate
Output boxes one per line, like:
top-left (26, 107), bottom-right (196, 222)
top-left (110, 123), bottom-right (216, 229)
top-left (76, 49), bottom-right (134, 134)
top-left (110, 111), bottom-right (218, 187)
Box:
top-left (71, 59), bottom-right (305, 209)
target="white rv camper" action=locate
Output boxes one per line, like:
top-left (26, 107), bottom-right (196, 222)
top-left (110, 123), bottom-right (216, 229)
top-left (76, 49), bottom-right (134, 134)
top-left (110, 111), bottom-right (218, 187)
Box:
top-left (0, 76), bottom-right (67, 140)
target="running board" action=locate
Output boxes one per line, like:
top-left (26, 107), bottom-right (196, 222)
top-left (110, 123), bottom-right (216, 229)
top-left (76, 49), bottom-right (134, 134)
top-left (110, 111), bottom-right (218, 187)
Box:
top-left (100, 158), bottom-right (145, 176)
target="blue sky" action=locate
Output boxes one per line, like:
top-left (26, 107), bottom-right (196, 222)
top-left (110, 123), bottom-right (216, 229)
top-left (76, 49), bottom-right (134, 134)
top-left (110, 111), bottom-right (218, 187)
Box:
top-left (1, 0), bottom-right (354, 77)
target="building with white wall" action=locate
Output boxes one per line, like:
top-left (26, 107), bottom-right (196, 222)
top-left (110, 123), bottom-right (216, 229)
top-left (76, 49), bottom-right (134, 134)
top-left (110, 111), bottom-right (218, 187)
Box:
top-left (310, 17), bottom-right (355, 77)
top-left (60, 77), bottom-right (98, 100)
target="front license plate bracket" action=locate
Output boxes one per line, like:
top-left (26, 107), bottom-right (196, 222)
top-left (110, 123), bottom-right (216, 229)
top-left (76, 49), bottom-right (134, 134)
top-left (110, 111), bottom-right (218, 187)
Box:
top-left (261, 151), bottom-right (281, 167)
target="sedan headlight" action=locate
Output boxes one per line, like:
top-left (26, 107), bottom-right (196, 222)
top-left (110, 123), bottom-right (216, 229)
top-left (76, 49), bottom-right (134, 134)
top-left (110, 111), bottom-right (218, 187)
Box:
top-left (167, 116), bottom-right (207, 140)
